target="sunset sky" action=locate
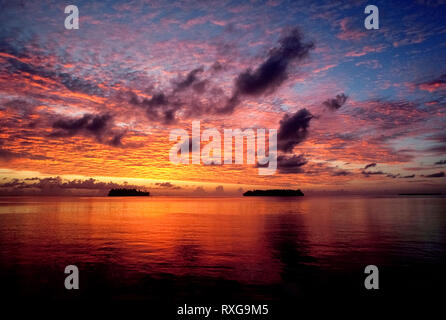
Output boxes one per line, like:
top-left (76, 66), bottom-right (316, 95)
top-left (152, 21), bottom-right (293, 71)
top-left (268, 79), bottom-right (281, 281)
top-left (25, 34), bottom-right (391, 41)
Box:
top-left (0, 0), bottom-right (445, 196)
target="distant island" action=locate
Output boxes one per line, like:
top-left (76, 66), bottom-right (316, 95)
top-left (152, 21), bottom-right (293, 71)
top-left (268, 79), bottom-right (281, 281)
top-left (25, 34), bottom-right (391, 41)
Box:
top-left (398, 193), bottom-right (442, 196)
top-left (108, 188), bottom-right (150, 196)
top-left (243, 189), bottom-right (304, 197)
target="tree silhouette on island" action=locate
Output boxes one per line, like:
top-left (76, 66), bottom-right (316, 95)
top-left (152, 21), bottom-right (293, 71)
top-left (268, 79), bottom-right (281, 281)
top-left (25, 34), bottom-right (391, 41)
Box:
top-left (108, 188), bottom-right (150, 196)
top-left (243, 189), bottom-right (304, 197)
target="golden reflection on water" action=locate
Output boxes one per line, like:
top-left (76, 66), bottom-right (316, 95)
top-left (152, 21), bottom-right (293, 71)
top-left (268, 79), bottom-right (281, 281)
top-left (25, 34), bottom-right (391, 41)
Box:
top-left (0, 196), bottom-right (445, 295)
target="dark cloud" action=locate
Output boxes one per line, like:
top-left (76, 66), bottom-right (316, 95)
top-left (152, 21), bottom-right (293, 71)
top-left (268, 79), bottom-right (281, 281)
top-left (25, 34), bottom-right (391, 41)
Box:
top-left (0, 177), bottom-right (147, 196)
top-left (323, 93), bottom-right (348, 111)
top-left (52, 113), bottom-right (111, 136)
top-left (364, 163), bottom-right (377, 169)
top-left (373, 170), bottom-right (415, 179)
top-left (50, 113), bottom-right (127, 146)
top-left (191, 80), bottom-right (208, 94)
top-left (109, 131), bottom-right (126, 147)
top-left (423, 171), bottom-right (445, 178)
top-left (234, 28), bottom-right (314, 97)
top-left (362, 170), bottom-right (385, 177)
top-left (276, 154), bottom-right (307, 173)
top-left (129, 79), bottom-right (227, 123)
top-left (435, 159), bottom-right (446, 165)
top-left (127, 65), bottom-right (215, 122)
top-left (387, 173), bottom-right (415, 179)
top-left (257, 154), bottom-right (308, 174)
top-left (128, 27), bottom-right (314, 119)
top-left (215, 94), bottom-right (240, 115)
top-left (155, 182), bottom-right (181, 189)
top-left (1, 97), bottom-right (133, 149)
top-left (172, 67), bottom-right (204, 92)
top-left (144, 93), bottom-right (177, 124)
top-left (129, 91), bottom-right (180, 124)
top-left (277, 108), bottom-right (314, 152)
top-left (210, 61), bottom-right (224, 73)
top-left (145, 93), bottom-right (169, 108)
top-left (332, 169), bottom-right (352, 176)
top-left (216, 27), bottom-right (314, 114)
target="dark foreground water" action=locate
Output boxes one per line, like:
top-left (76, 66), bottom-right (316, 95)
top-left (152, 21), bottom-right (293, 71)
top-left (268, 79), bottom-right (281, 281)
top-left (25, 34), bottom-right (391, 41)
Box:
top-left (0, 196), bottom-right (445, 314)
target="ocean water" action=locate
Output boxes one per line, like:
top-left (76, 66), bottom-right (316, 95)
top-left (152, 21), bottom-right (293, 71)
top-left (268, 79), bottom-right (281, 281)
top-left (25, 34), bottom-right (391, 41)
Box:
top-left (0, 196), bottom-right (445, 309)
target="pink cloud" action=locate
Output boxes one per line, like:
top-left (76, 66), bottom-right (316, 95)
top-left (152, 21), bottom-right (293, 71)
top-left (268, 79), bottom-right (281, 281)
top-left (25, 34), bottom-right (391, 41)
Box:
top-left (336, 18), bottom-right (366, 41)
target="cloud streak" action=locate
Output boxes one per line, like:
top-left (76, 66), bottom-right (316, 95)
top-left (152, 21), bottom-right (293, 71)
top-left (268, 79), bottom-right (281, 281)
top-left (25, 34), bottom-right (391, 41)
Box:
top-left (323, 93), bottom-right (348, 111)
top-left (50, 113), bottom-right (126, 147)
top-left (277, 108), bottom-right (314, 153)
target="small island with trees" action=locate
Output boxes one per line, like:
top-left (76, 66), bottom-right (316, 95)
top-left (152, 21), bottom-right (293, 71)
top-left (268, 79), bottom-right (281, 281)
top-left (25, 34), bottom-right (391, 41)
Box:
top-left (243, 189), bottom-right (304, 197)
top-left (108, 188), bottom-right (150, 197)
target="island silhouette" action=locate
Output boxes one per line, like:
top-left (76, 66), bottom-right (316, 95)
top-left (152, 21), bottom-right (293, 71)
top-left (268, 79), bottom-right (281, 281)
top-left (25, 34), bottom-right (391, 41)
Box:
top-left (243, 189), bottom-right (304, 197)
top-left (398, 192), bottom-right (442, 196)
top-left (108, 188), bottom-right (150, 196)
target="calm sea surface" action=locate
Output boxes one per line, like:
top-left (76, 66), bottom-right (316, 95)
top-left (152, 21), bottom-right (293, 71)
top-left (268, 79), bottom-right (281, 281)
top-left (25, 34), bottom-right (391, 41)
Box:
top-left (0, 196), bottom-right (445, 307)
